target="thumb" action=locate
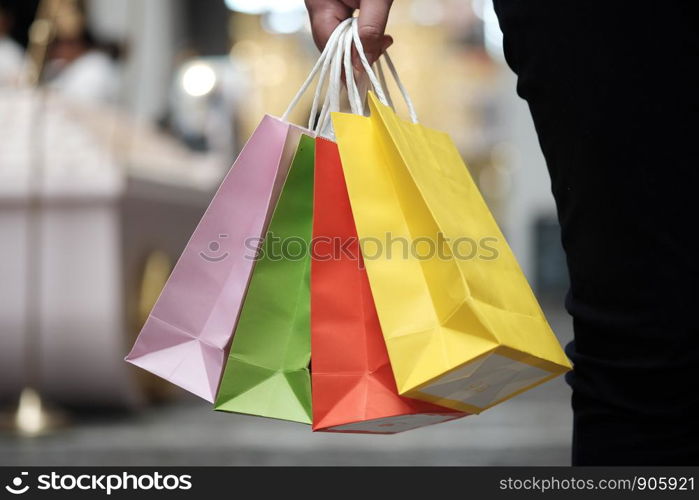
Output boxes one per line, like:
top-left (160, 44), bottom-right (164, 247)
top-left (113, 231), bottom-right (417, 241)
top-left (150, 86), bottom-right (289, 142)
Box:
top-left (356, 0), bottom-right (393, 65)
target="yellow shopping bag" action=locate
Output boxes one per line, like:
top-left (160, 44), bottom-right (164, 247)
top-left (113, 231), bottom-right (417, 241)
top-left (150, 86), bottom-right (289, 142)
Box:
top-left (332, 93), bottom-right (571, 414)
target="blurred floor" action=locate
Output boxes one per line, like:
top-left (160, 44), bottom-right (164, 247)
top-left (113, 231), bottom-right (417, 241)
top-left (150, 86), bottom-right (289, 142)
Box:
top-left (0, 299), bottom-right (573, 466)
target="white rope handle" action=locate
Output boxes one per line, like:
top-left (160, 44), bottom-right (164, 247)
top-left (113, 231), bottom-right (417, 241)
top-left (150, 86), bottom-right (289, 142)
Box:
top-left (322, 21), bottom-right (366, 121)
top-left (350, 19), bottom-right (388, 106)
top-left (350, 19), bottom-right (419, 124)
top-left (315, 24), bottom-right (349, 138)
top-left (375, 58), bottom-right (394, 110)
top-left (381, 50), bottom-right (419, 124)
top-left (307, 19), bottom-right (352, 130)
top-left (319, 19), bottom-right (420, 132)
top-left (281, 17), bottom-right (352, 127)
top-left (344, 23), bottom-right (364, 116)
top-left (285, 16), bottom-right (419, 136)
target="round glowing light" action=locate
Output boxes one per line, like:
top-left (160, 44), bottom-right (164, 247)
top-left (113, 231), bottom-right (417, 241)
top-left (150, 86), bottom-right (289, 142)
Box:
top-left (479, 164), bottom-right (511, 200)
top-left (181, 63), bottom-right (217, 97)
top-left (223, 0), bottom-right (268, 14)
top-left (262, 9), bottom-right (307, 34)
top-left (224, 0), bottom-right (306, 15)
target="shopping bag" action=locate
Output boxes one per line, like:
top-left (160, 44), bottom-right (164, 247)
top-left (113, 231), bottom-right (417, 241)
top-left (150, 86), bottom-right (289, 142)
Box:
top-left (214, 134), bottom-right (315, 423)
top-left (125, 116), bottom-right (304, 402)
top-left (212, 19), bottom-right (355, 422)
top-left (124, 16), bottom-right (358, 402)
top-left (311, 137), bottom-right (466, 433)
top-left (333, 92), bottom-right (571, 414)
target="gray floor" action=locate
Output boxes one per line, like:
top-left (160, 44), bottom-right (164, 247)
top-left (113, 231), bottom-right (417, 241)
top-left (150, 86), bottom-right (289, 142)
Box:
top-left (0, 300), bottom-right (573, 466)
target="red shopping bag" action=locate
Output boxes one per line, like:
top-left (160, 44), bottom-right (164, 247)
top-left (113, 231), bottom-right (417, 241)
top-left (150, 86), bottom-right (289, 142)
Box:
top-left (310, 137), bottom-right (468, 433)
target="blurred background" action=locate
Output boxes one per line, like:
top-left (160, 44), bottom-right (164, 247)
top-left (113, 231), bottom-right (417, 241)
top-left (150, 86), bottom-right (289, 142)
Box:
top-left (0, 0), bottom-right (570, 465)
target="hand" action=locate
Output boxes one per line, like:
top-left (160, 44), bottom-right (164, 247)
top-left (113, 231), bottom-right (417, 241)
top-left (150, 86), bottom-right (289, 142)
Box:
top-left (305, 0), bottom-right (394, 68)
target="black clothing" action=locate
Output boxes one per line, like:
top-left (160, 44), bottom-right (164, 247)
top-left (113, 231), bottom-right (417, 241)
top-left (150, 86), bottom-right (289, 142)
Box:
top-left (494, 0), bottom-right (699, 464)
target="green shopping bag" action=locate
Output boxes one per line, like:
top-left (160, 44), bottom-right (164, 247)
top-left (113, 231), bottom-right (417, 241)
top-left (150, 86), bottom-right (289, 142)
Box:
top-left (214, 134), bottom-right (315, 423)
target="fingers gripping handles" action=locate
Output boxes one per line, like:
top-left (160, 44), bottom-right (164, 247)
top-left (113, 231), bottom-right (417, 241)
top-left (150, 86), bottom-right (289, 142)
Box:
top-left (282, 17), bottom-right (418, 139)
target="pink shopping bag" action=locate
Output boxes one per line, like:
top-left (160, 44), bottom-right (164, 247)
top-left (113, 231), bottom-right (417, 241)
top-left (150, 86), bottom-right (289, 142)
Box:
top-left (126, 116), bottom-right (304, 401)
top-left (125, 17), bottom-right (357, 402)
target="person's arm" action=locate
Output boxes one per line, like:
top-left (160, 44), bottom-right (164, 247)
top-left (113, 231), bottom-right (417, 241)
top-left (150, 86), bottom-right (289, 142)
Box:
top-left (305, 0), bottom-right (394, 69)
